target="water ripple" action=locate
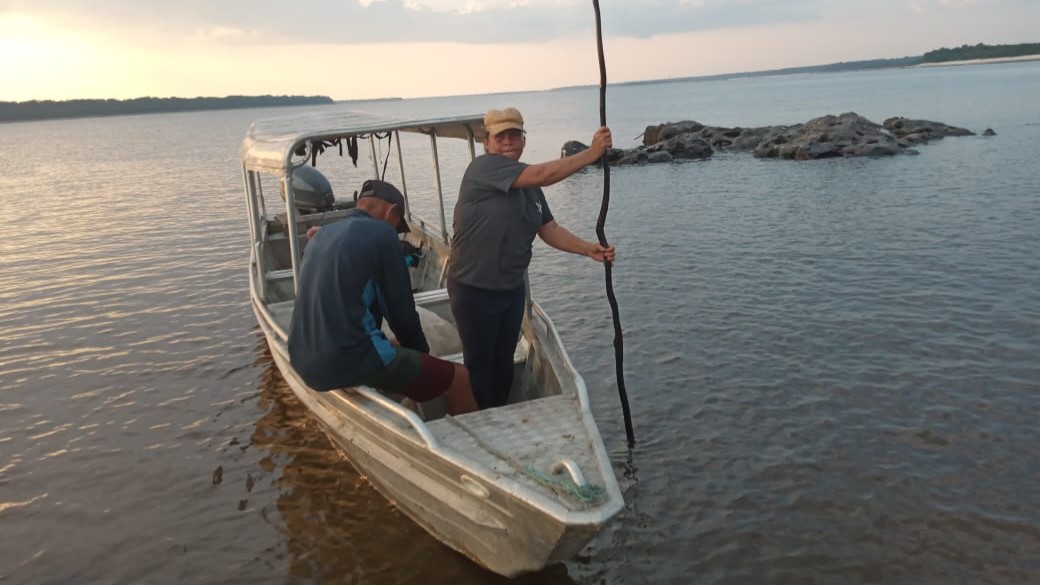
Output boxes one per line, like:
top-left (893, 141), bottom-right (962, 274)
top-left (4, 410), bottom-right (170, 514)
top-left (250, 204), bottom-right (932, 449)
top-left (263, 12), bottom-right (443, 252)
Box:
top-left (2, 69), bottom-right (1040, 584)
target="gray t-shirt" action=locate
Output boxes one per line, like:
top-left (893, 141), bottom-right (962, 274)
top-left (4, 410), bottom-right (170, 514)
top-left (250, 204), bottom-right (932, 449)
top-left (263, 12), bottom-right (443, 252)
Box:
top-left (449, 154), bottom-right (554, 291)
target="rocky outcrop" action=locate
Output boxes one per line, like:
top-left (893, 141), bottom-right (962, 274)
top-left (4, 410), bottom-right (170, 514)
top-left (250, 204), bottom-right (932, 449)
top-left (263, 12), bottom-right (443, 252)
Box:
top-left (649, 134), bottom-right (713, 160)
top-left (561, 140), bottom-right (590, 158)
top-left (561, 141), bottom-right (628, 165)
top-left (882, 116), bottom-right (976, 144)
top-left (563, 113), bottom-right (981, 165)
top-left (752, 113), bottom-right (913, 159)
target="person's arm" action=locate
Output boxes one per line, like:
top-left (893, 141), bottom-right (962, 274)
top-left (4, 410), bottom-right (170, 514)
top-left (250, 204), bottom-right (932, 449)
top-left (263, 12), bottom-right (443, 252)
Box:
top-left (377, 232), bottom-right (429, 353)
top-left (514, 126), bottom-right (612, 188)
top-left (537, 220), bottom-right (616, 263)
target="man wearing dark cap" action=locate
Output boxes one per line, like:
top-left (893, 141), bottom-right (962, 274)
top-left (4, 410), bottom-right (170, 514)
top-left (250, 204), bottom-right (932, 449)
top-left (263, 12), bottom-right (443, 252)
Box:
top-left (448, 107), bottom-right (616, 409)
top-left (289, 179), bottom-right (478, 415)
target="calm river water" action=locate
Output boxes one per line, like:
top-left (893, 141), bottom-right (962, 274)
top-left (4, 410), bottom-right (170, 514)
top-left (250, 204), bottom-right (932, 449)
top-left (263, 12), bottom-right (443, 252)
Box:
top-left (1, 62), bottom-right (1039, 584)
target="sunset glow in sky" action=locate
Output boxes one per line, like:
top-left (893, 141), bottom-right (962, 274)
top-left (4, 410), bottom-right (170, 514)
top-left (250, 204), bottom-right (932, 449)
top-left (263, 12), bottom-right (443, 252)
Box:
top-left (1, 0), bottom-right (1037, 102)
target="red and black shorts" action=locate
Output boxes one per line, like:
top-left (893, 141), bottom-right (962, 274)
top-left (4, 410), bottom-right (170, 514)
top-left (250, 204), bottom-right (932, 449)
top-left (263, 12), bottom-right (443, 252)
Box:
top-left (360, 348), bottom-right (456, 402)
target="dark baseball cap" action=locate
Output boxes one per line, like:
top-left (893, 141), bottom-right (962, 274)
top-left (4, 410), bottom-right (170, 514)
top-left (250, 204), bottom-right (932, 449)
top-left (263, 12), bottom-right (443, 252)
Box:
top-left (358, 179), bottom-right (410, 233)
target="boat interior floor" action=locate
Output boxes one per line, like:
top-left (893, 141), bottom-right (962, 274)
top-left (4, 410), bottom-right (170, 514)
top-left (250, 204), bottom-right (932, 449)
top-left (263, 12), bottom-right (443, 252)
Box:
top-left (427, 394), bottom-right (605, 506)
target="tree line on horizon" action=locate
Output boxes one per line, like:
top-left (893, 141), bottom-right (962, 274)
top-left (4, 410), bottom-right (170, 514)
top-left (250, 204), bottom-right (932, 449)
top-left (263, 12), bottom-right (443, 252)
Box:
top-left (566, 41), bottom-right (1039, 91)
top-left (3, 42), bottom-right (1037, 123)
top-left (0, 95), bottom-right (333, 123)
top-left (922, 42), bottom-right (1040, 63)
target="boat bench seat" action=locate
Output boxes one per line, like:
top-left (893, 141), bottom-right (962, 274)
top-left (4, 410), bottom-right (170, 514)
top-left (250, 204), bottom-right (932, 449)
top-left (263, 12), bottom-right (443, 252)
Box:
top-left (265, 291), bottom-right (529, 368)
top-left (439, 335), bottom-right (529, 367)
top-left (413, 288), bottom-right (450, 306)
top-left (265, 270), bottom-right (442, 297)
top-left (265, 268), bottom-right (294, 284)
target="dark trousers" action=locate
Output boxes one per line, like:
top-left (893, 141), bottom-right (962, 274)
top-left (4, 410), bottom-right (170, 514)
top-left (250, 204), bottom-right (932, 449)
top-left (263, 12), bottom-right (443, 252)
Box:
top-left (447, 277), bottom-right (526, 409)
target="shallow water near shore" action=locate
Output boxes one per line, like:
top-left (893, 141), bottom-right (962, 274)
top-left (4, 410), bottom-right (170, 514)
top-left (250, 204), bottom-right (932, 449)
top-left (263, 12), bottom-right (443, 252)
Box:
top-left (1, 61), bottom-right (1039, 584)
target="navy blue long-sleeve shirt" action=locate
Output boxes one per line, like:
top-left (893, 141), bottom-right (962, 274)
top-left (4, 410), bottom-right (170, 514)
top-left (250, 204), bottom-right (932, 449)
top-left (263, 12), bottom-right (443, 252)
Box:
top-left (287, 209), bottom-right (428, 391)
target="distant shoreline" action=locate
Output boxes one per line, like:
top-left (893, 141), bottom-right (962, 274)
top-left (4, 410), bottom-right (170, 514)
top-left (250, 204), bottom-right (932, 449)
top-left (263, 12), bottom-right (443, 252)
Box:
top-left (0, 95), bottom-right (335, 124)
top-left (4, 46), bottom-right (1038, 122)
top-left (912, 54), bottom-right (1040, 68)
top-left (550, 52), bottom-right (1040, 92)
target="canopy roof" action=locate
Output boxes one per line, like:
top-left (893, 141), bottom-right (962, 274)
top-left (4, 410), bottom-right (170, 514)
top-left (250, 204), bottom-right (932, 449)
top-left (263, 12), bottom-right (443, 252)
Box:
top-left (240, 108), bottom-right (487, 173)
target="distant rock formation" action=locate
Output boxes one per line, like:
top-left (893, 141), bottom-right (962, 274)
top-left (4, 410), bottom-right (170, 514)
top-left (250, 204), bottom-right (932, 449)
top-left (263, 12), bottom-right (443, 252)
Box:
top-left (881, 116), bottom-right (975, 143)
top-left (562, 112), bottom-right (982, 165)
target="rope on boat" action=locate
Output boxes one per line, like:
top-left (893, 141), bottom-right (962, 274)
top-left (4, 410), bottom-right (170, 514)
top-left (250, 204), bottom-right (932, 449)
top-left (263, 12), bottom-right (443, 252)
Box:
top-left (442, 415), bottom-right (606, 506)
top-left (347, 135), bottom-right (359, 165)
top-left (592, 0), bottom-right (636, 447)
top-left (306, 133), bottom-right (398, 170)
top-left (522, 465), bottom-right (606, 504)
top-left (379, 131), bottom-right (393, 180)
top-left (304, 136), bottom-right (360, 167)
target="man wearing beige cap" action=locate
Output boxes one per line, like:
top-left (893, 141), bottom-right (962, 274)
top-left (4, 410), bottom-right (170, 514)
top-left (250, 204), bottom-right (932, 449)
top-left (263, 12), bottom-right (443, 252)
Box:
top-left (447, 107), bottom-right (615, 409)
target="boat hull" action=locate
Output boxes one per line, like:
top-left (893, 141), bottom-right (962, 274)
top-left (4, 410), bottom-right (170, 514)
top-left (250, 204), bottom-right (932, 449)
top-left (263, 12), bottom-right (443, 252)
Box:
top-left (254, 299), bottom-right (610, 576)
top-left (240, 112), bottom-right (623, 576)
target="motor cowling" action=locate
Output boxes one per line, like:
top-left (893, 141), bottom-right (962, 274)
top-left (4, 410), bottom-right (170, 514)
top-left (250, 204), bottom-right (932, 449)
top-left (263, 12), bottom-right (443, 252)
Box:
top-left (282, 165), bottom-right (334, 214)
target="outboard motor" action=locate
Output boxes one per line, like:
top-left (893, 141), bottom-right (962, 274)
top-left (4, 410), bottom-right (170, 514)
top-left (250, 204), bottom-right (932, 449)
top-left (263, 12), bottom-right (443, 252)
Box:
top-left (281, 165), bottom-right (334, 214)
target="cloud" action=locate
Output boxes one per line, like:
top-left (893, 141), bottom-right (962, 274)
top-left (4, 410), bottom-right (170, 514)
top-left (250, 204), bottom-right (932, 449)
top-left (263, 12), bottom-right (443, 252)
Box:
top-left (7, 0), bottom-right (1028, 48)
top-left (195, 25), bottom-right (258, 42)
top-left (10, 0), bottom-right (829, 46)
top-left (911, 0), bottom-right (1001, 11)
top-left (5, 0), bottom-right (1038, 101)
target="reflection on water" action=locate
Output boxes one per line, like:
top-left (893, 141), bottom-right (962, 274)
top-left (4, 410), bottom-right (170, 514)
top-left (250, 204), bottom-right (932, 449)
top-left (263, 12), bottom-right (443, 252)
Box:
top-left (1, 64), bottom-right (1039, 584)
top-left (247, 333), bottom-right (579, 585)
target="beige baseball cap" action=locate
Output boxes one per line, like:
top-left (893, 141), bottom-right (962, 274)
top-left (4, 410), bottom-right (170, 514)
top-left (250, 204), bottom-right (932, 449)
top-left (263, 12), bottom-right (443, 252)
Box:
top-left (484, 107), bottom-right (525, 137)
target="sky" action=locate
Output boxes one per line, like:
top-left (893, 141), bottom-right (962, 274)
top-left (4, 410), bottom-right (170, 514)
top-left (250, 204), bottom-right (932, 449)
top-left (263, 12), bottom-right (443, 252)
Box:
top-left (1, 0), bottom-right (1037, 102)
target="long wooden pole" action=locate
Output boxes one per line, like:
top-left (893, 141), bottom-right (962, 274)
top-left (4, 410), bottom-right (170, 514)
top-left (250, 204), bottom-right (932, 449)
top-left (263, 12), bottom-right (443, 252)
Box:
top-left (592, 0), bottom-right (635, 447)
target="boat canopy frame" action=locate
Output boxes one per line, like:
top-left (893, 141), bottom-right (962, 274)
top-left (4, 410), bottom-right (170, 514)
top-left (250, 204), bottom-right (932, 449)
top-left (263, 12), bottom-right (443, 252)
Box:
top-left (240, 111), bottom-right (487, 297)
